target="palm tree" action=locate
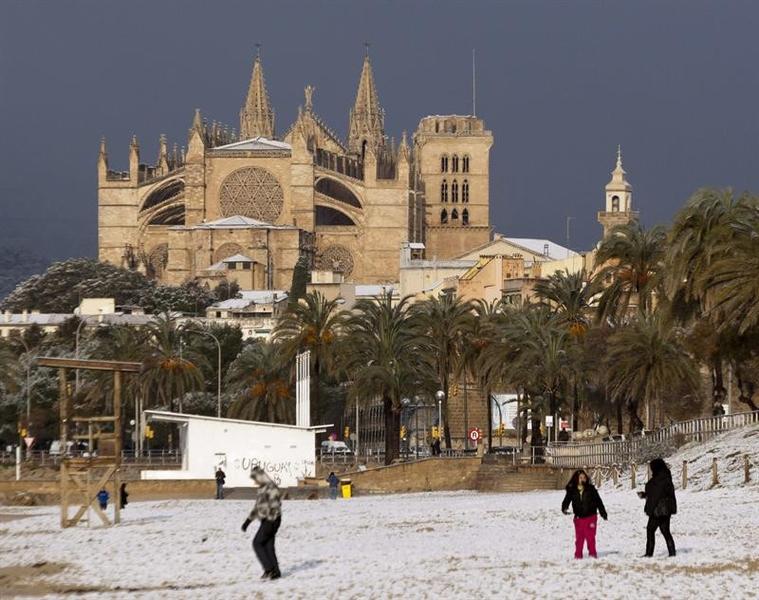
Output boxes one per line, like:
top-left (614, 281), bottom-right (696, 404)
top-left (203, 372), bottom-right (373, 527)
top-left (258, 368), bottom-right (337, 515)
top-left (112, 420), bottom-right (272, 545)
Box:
top-left (140, 313), bottom-right (205, 412)
top-left (665, 188), bottom-right (755, 404)
top-left (532, 269), bottom-right (598, 338)
top-left (226, 342), bottom-right (293, 423)
top-left (413, 293), bottom-right (474, 448)
top-left (458, 299), bottom-right (504, 451)
top-left (605, 315), bottom-right (699, 431)
top-left (273, 291), bottom-right (343, 424)
top-left (340, 292), bottom-right (431, 465)
top-left (533, 269), bottom-right (600, 429)
top-left (594, 221), bottom-right (667, 323)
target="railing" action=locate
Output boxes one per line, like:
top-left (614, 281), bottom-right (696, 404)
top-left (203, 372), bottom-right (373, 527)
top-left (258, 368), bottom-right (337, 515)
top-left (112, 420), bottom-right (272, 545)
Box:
top-left (0, 449), bottom-right (183, 467)
top-left (545, 410), bottom-right (759, 467)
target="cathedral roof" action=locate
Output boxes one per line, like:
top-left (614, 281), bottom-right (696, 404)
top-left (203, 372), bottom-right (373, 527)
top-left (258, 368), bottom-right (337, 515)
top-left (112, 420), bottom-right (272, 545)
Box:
top-left (212, 137), bottom-right (291, 152)
top-left (173, 215), bottom-right (297, 230)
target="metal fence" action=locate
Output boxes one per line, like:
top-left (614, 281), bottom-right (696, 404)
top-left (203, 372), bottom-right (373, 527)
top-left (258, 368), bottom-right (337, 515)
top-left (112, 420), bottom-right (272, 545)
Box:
top-left (544, 410), bottom-right (759, 468)
top-left (0, 449), bottom-right (183, 467)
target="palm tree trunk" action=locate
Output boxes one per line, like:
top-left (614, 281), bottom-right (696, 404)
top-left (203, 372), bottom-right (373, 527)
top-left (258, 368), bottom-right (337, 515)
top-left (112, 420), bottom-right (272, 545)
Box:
top-left (442, 371), bottom-right (452, 449)
top-left (383, 394), bottom-right (400, 465)
top-left (486, 389), bottom-right (492, 452)
top-left (616, 400), bottom-right (623, 434)
top-left (735, 367), bottom-right (758, 411)
top-left (712, 356), bottom-right (727, 404)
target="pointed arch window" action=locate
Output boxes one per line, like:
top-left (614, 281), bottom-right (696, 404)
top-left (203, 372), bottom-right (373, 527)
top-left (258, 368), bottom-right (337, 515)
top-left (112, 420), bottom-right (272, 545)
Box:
top-left (440, 209), bottom-right (448, 224)
top-left (462, 155), bottom-right (470, 173)
top-left (451, 208), bottom-right (459, 221)
top-left (611, 195), bottom-right (620, 211)
top-left (451, 180), bottom-right (459, 203)
top-left (462, 208), bottom-right (469, 225)
top-left (462, 180), bottom-right (469, 203)
top-left (441, 155), bottom-right (449, 173)
top-left (441, 179), bottom-right (448, 202)
top-left (451, 154), bottom-right (459, 173)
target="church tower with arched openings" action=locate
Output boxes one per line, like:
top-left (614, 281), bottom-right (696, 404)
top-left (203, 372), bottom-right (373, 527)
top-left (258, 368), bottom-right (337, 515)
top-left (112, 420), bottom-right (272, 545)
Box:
top-left (598, 146), bottom-right (638, 237)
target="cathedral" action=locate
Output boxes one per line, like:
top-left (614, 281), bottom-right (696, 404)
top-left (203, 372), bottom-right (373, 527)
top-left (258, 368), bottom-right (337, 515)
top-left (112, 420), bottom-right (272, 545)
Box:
top-left (97, 52), bottom-right (493, 288)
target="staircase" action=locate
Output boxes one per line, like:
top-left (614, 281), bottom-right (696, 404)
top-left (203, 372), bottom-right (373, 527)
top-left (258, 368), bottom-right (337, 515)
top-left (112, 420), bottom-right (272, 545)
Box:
top-left (474, 458), bottom-right (563, 492)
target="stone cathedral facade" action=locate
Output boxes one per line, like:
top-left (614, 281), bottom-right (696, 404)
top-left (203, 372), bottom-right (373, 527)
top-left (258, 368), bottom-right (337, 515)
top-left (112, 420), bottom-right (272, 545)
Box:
top-left (97, 54), bottom-right (493, 288)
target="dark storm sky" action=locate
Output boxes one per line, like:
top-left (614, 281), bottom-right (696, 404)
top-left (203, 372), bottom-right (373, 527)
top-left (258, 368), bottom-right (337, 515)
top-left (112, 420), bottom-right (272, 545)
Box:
top-left (1, 0), bottom-right (758, 261)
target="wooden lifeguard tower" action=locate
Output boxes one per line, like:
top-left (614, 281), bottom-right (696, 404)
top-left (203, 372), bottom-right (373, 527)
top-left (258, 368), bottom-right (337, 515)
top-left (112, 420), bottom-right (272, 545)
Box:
top-left (37, 357), bottom-right (142, 528)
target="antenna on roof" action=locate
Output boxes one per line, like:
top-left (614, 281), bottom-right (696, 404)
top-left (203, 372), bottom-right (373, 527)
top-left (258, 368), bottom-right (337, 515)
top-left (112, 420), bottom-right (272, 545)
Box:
top-left (364, 42), bottom-right (370, 57)
top-left (472, 48), bottom-right (477, 117)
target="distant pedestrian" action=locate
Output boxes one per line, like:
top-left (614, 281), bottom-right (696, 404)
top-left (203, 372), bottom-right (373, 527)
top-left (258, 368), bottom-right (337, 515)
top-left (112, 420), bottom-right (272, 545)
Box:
top-left (561, 469), bottom-right (608, 559)
top-left (558, 426), bottom-right (570, 443)
top-left (97, 488), bottom-right (109, 511)
top-left (432, 438), bottom-right (441, 456)
top-left (119, 483), bottom-right (129, 509)
top-left (215, 467), bottom-right (226, 500)
top-left (326, 472), bottom-right (340, 500)
top-left (712, 402), bottom-right (725, 416)
top-left (242, 466), bottom-right (282, 580)
top-left (638, 458), bottom-right (677, 557)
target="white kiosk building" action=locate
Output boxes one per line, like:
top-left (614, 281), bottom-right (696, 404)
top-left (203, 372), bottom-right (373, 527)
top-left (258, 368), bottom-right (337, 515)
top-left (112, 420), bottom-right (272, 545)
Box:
top-left (141, 351), bottom-right (326, 488)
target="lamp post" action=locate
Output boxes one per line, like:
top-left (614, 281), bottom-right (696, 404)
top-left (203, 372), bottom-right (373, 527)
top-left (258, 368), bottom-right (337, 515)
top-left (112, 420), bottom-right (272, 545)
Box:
top-left (75, 312), bottom-right (104, 394)
top-left (435, 390), bottom-right (445, 447)
top-left (182, 327), bottom-right (223, 418)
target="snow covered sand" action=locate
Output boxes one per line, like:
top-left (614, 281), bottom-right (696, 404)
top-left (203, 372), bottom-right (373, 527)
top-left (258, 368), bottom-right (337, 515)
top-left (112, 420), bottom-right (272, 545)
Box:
top-left (1, 485), bottom-right (758, 599)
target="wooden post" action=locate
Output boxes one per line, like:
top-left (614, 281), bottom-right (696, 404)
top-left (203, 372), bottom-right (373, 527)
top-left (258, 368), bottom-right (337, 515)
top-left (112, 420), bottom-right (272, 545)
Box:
top-left (631, 463), bottom-right (636, 489)
top-left (647, 464), bottom-right (651, 482)
top-left (59, 368), bottom-right (69, 529)
top-left (711, 457), bottom-right (719, 487)
top-left (113, 370), bottom-right (122, 525)
top-left (682, 460), bottom-right (687, 490)
top-left (612, 466), bottom-right (619, 486)
top-left (745, 455), bottom-right (751, 483)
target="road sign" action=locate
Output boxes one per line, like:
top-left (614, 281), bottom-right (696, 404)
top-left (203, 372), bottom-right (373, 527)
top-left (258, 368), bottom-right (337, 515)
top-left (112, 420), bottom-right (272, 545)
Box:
top-left (468, 427), bottom-right (481, 442)
top-left (545, 416), bottom-right (554, 427)
top-left (24, 437), bottom-right (35, 449)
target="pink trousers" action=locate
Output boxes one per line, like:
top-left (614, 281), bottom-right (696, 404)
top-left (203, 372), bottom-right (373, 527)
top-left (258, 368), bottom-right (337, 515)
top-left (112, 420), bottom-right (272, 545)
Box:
top-left (573, 514), bottom-right (598, 558)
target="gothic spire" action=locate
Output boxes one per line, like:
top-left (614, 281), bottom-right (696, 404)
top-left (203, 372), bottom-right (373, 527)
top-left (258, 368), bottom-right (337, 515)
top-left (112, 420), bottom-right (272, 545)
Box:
top-left (348, 54), bottom-right (385, 155)
top-left (240, 53), bottom-right (275, 139)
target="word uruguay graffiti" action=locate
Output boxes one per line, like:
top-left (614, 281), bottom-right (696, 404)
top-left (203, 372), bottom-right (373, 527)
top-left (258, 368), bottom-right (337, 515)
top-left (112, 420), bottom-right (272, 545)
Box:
top-left (231, 456), bottom-right (316, 485)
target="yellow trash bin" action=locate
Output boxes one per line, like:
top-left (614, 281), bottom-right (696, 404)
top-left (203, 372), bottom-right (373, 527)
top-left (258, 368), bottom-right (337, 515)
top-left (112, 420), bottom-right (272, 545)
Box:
top-left (340, 479), bottom-right (352, 499)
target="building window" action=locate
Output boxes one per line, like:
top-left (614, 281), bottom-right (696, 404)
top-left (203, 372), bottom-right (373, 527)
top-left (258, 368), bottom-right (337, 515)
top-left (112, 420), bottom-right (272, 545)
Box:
top-left (441, 179), bottom-right (448, 202)
top-left (462, 180), bottom-right (469, 203)
top-left (462, 155), bottom-right (470, 172)
top-left (440, 209), bottom-right (448, 224)
top-left (462, 208), bottom-right (469, 225)
top-left (215, 311), bottom-right (222, 318)
top-left (611, 195), bottom-right (620, 211)
top-left (441, 155), bottom-right (449, 172)
top-left (451, 208), bottom-right (459, 221)
top-left (228, 262), bottom-right (237, 270)
top-left (451, 180), bottom-right (458, 203)
top-left (241, 262), bottom-right (251, 270)
top-left (451, 154), bottom-right (459, 173)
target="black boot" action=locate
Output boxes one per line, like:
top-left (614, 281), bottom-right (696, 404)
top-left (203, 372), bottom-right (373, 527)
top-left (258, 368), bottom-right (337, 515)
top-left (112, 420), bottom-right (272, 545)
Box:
top-left (260, 570), bottom-right (272, 580)
top-left (269, 569), bottom-right (281, 580)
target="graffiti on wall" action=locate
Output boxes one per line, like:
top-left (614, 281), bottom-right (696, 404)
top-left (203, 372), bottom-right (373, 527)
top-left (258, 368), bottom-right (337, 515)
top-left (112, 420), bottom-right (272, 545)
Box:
top-left (231, 456), bottom-right (316, 486)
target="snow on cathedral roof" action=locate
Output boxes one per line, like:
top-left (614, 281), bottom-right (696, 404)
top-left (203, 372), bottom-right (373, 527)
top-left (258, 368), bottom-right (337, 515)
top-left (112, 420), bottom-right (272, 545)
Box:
top-left (213, 137), bottom-right (291, 152)
top-left (174, 215), bottom-right (297, 230)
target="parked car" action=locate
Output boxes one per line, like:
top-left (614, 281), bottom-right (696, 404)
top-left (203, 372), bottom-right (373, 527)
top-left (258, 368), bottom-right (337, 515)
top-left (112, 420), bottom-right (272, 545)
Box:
top-left (321, 441), bottom-right (353, 455)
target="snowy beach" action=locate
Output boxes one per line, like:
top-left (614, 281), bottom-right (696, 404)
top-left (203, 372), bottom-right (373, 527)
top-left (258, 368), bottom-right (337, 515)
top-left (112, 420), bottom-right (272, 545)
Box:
top-left (1, 484), bottom-right (758, 599)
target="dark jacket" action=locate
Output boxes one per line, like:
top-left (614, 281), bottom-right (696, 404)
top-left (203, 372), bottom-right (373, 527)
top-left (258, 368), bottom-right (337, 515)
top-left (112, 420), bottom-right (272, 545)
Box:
top-left (562, 485), bottom-right (607, 519)
top-left (643, 471), bottom-right (677, 517)
top-left (215, 469), bottom-right (226, 484)
top-left (327, 473), bottom-right (339, 488)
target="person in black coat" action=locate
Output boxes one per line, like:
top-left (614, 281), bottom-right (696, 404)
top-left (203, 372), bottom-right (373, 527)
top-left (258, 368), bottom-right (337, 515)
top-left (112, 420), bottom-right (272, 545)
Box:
top-left (119, 483), bottom-right (128, 509)
top-left (561, 469), bottom-right (608, 559)
top-left (638, 458), bottom-right (677, 557)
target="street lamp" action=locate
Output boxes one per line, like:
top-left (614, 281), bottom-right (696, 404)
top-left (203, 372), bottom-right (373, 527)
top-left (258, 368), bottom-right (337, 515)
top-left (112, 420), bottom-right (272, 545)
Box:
top-left (75, 311), bottom-right (105, 394)
top-left (182, 327), bottom-right (223, 418)
top-left (435, 390), bottom-right (445, 446)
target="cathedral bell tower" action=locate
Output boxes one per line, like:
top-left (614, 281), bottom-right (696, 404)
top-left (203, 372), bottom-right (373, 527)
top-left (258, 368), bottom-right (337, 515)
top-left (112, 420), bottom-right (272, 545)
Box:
top-left (598, 146), bottom-right (638, 237)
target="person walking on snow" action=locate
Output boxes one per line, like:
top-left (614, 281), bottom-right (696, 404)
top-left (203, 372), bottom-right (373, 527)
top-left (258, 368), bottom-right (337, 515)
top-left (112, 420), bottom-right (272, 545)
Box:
top-left (97, 488), bottom-right (109, 511)
top-left (215, 467), bottom-right (226, 500)
top-left (561, 469), bottom-right (608, 559)
top-left (242, 466), bottom-right (283, 580)
top-left (638, 458), bottom-right (677, 557)
top-left (326, 472), bottom-right (340, 500)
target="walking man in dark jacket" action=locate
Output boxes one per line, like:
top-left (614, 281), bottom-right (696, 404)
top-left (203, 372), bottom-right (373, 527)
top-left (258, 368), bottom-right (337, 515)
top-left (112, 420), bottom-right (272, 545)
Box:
top-left (215, 467), bottom-right (226, 500)
top-left (561, 469), bottom-right (608, 559)
top-left (242, 466), bottom-right (283, 580)
top-left (326, 472), bottom-right (340, 500)
top-left (638, 458), bottom-right (677, 557)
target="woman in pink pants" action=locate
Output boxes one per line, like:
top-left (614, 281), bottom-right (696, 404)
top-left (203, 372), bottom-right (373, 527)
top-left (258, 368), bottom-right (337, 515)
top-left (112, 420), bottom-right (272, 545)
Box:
top-left (561, 469), bottom-right (608, 558)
